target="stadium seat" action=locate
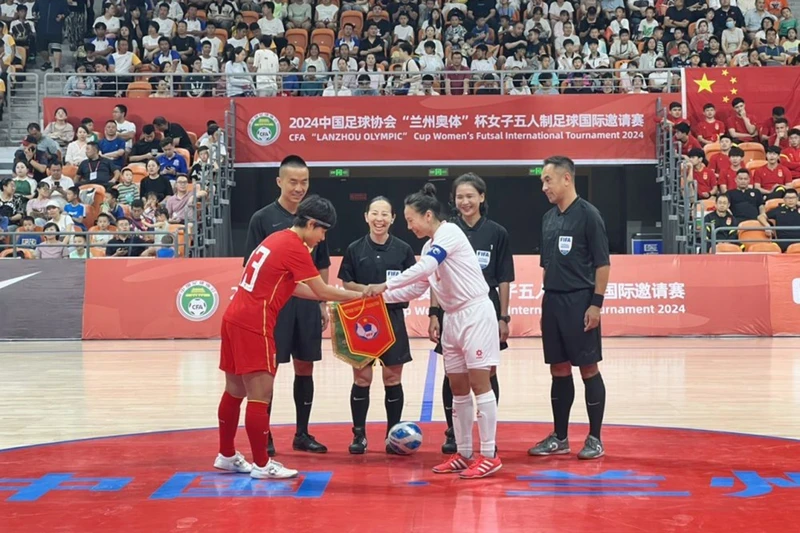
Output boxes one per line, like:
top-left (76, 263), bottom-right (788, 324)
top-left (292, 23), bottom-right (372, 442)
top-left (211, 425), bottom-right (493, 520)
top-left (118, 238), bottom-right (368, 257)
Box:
top-left (688, 22), bottom-right (696, 37)
top-left (62, 164), bottom-right (78, 178)
top-left (286, 29), bottom-right (309, 51)
top-left (215, 29), bottom-right (228, 49)
top-left (703, 142), bottom-right (720, 158)
top-left (339, 11), bottom-right (364, 36)
top-left (737, 220), bottom-right (771, 250)
top-left (746, 242), bottom-right (782, 253)
top-left (786, 243), bottom-right (800, 254)
top-left (187, 131), bottom-right (198, 147)
top-left (126, 81), bottom-right (152, 98)
top-left (169, 224), bottom-right (188, 256)
top-left (0, 248), bottom-right (35, 259)
top-left (317, 45), bottom-right (332, 64)
top-left (175, 148), bottom-right (191, 170)
top-left (241, 10), bottom-right (259, 25)
top-left (739, 142), bottom-right (766, 164)
top-left (311, 29), bottom-right (335, 51)
top-left (128, 163), bottom-right (147, 183)
top-left (746, 160), bottom-right (768, 171)
top-left (701, 198), bottom-right (716, 212)
top-left (792, 178), bottom-right (800, 193)
top-left (764, 198), bottom-right (784, 212)
top-left (197, 9), bottom-right (206, 20)
top-left (79, 184), bottom-right (106, 229)
top-left (715, 243), bottom-right (742, 253)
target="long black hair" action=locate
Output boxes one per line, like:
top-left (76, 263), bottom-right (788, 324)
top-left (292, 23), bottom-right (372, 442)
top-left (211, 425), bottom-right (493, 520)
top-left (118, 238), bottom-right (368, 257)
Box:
top-left (404, 183), bottom-right (446, 221)
top-left (451, 172), bottom-right (488, 217)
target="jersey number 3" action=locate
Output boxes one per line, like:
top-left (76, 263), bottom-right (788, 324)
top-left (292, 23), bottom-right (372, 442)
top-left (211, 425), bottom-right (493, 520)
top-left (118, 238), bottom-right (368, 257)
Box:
top-left (240, 245), bottom-right (271, 292)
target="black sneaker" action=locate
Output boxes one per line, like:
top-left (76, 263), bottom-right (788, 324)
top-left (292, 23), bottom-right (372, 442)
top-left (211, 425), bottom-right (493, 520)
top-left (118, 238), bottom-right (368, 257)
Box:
top-left (267, 432), bottom-right (276, 457)
top-left (293, 432), bottom-right (328, 453)
top-left (441, 427), bottom-right (456, 454)
top-left (349, 427), bottom-right (367, 454)
top-left (40, 62), bottom-right (52, 71)
top-left (385, 441), bottom-right (401, 455)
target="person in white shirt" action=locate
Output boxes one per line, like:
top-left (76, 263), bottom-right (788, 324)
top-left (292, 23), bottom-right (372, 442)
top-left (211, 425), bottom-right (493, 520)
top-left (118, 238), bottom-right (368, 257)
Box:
top-left (416, 27), bottom-right (445, 58)
top-left (504, 46), bottom-right (528, 69)
top-left (0, 0), bottom-right (18, 21)
top-left (554, 22), bottom-right (581, 55)
top-left (332, 44), bottom-right (358, 75)
top-left (94, 3), bottom-right (121, 38)
top-left (200, 40), bottom-right (220, 73)
top-left (608, 7), bottom-right (630, 37)
top-left (418, 41), bottom-right (444, 71)
top-left (549, 0), bottom-right (574, 23)
top-left (583, 38), bottom-right (610, 68)
top-left (112, 104), bottom-right (136, 150)
top-left (183, 5), bottom-right (206, 39)
top-left (393, 13), bottom-right (415, 44)
top-left (201, 23), bottom-right (223, 58)
top-left (167, 0), bottom-right (185, 21)
top-left (315, 0), bottom-right (339, 30)
top-left (609, 29), bottom-right (639, 62)
top-left (357, 53), bottom-right (385, 90)
top-left (258, 2), bottom-right (285, 39)
top-left (154, 4), bottom-right (176, 37)
top-left (108, 38), bottom-right (141, 75)
top-left (322, 76), bottom-right (352, 96)
top-left (253, 35), bottom-right (280, 96)
top-left (364, 183), bottom-right (502, 480)
top-left (470, 44), bottom-right (497, 72)
top-left (142, 21), bottom-right (162, 61)
top-left (410, 73), bottom-right (440, 95)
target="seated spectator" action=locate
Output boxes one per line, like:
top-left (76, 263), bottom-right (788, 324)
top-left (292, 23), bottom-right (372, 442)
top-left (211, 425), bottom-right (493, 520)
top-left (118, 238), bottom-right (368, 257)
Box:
top-left (694, 103), bottom-right (727, 146)
top-left (745, 0), bottom-right (776, 40)
top-left (36, 223), bottom-right (68, 259)
top-left (63, 186), bottom-right (87, 230)
top-left (130, 125), bottom-right (163, 163)
top-left (758, 28), bottom-right (788, 64)
top-left (154, 3), bottom-right (176, 37)
top-left (721, 17), bottom-right (746, 56)
top-left (199, 124), bottom-right (227, 164)
top-left (154, 36), bottom-right (181, 70)
top-left (92, 60), bottom-right (120, 96)
top-left (208, 0), bottom-right (237, 31)
top-left (556, 22), bottom-right (582, 55)
top-left (691, 20), bottom-right (712, 51)
top-left (227, 22), bottom-right (249, 53)
top-left (549, 0), bottom-right (574, 23)
top-left (45, 199), bottom-right (74, 235)
top-left (153, 116), bottom-right (193, 158)
top-left (77, 141), bottom-right (115, 185)
top-left (337, 22), bottom-right (361, 54)
top-left (166, 174), bottom-right (205, 223)
top-left (91, 22), bottom-right (116, 59)
top-left (584, 38), bottom-right (610, 68)
top-left (41, 162), bottom-right (74, 202)
top-left (68, 233), bottom-right (89, 258)
top-left (157, 138), bottom-right (188, 180)
top-left (43, 107), bottom-right (75, 152)
top-left (727, 97), bottom-right (760, 142)
top-left (526, 7), bottom-right (552, 40)
top-left (130, 198), bottom-right (152, 233)
top-left (418, 41), bottom-right (444, 71)
top-left (782, 27), bottom-right (800, 56)
top-left (753, 16), bottom-right (775, 47)
top-left (471, 44), bottom-right (497, 73)
top-left (14, 135), bottom-right (50, 182)
top-left (10, 5), bottom-right (35, 64)
top-left (285, 0), bottom-right (312, 31)
top-left (109, 35), bottom-right (142, 75)
top-left (259, 2), bottom-right (286, 47)
top-left (200, 22), bottom-right (223, 59)
top-left (754, 146), bottom-right (792, 198)
top-left (353, 74), bottom-right (379, 96)
top-left (638, 7), bottom-right (659, 40)
top-left (609, 29), bottom-right (639, 61)
top-left (782, 128), bottom-right (800, 178)
top-left (15, 216), bottom-right (41, 249)
top-left (140, 159), bottom-right (173, 201)
top-left (726, 169), bottom-right (763, 220)
top-left (95, 2), bottom-right (121, 39)
top-left (703, 193), bottom-right (738, 247)
top-left (322, 75), bottom-right (352, 96)
top-left (444, 50), bottom-right (469, 95)
top-left (183, 57), bottom-right (213, 97)
top-left (758, 188), bottom-right (800, 250)
top-left (714, 0), bottom-right (745, 35)
top-left (118, 25), bottom-right (141, 57)
top-left (779, 7), bottom-right (798, 38)
top-left (768, 118), bottom-right (791, 149)
top-left (98, 121), bottom-right (126, 173)
top-left (468, 16), bottom-right (493, 48)
top-left (558, 39), bottom-right (581, 70)
top-left (446, 13), bottom-right (469, 47)
top-left (361, 25), bottom-right (389, 67)
top-left (0, 177), bottom-right (23, 232)
top-left (665, 0), bottom-right (691, 39)
top-left (393, 13), bottom-right (415, 45)
top-left (143, 21), bottom-right (162, 62)
top-left (115, 167), bottom-right (140, 205)
top-left (90, 212), bottom-right (116, 248)
top-left (675, 122), bottom-right (703, 156)
top-left (27, 183), bottom-right (51, 227)
top-left (581, 27), bottom-right (608, 55)
top-left (190, 146), bottom-right (216, 182)
top-left (64, 64), bottom-right (97, 96)
top-left (12, 161), bottom-right (36, 212)
top-left (183, 5), bottom-right (207, 40)
top-left (105, 217), bottom-right (146, 257)
top-left (25, 123), bottom-right (60, 162)
top-left (101, 188), bottom-right (125, 221)
top-left (647, 57), bottom-right (672, 91)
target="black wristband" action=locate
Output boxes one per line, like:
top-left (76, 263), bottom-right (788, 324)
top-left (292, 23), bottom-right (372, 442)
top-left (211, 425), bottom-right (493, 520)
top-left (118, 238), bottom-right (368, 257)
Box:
top-left (428, 307), bottom-right (440, 317)
top-left (591, 293), bottom-right (604, 308)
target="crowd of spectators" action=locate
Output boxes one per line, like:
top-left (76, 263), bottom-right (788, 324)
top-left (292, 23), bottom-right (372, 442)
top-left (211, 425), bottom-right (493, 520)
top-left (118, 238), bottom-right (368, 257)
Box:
top-left (667, 100), bottom-right (800, 252)
top-left (8, 0), bottom-right (796, 97)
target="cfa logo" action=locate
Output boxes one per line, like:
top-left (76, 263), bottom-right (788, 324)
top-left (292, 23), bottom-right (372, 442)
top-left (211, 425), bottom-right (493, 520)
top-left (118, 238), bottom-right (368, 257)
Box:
top-left (355, 317), bottom-right (379, 340)
top-left (177, 280), bottom-right (220, 322)
top-left (793, 278), bottom-right (800, 305)
top-left (247, 113), bottom-right (281, 146)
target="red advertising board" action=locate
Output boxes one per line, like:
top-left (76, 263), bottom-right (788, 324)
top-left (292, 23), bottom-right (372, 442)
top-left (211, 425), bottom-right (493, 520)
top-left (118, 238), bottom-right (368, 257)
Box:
top-left (234, 95), bottom-right (661, 166)
top-left (82, 255), bottom-right (799, 340)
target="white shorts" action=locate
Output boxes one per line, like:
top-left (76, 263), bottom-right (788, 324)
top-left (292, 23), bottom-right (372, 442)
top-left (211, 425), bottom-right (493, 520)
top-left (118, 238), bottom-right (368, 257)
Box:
top-left (441, 297), bottom-right (501, 374)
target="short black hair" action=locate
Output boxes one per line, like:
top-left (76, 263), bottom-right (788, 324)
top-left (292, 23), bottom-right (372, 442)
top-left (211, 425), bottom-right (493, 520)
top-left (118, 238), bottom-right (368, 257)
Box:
top-left (675, 122), bottom-right (691, 134)
top-left (669, 102), bottom-right (682, 110)
top-left (153, 116), bottom-right (168, 127)
top-left (131, 199), bottom-right (145, 209)
top-left (789, 128), bottom-right (800, 137)
top-left (279, 154), bottom-right (307, 173)
top-left (775, 117), bottom-right (789, 126)
top-left (405, 183), bottom-right (446, 221)
top-left (294, 195), bottom-right (337, 229)
top-left (68, 185), bottom-right (81, 196)
top-left (97, 213), bottom-right (111, 222)
top-left (719, 134), bottom-right (733, 142)
top-left (729, 146), bottom-right (745, 157)
top-left (703, 103), bottom-right (715, 110)
top-left (161, 138), bottom-right (174, 148)
top-left (766, 145), bottom-right (782, 155)
top-left (784, 188), bottom-right (798, 197)
top-left (688, 148), bottom-right (705, 159)
top-left (732, 97), bottom-right (745, 107)
top-left (543, 155), bottom-right (576, 177)
top-left (115, 104), bottom-right (128, 116)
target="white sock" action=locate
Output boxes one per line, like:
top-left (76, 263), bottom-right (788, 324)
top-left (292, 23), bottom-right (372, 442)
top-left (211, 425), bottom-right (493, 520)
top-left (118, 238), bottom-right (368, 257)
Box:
top-left (452, 394), bottom-right (474, 459)
top-left (475, 390), bottom-right (497, 458)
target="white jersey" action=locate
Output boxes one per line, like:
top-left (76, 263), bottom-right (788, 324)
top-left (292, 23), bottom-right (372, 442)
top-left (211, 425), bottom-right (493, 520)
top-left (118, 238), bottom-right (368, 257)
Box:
top-left (384, 222), bottom-right (489, 312)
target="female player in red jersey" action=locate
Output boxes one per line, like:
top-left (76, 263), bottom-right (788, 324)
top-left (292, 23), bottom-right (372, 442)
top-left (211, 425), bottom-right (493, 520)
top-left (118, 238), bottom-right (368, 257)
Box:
top-left (214, 196), bottom-right (364, 479)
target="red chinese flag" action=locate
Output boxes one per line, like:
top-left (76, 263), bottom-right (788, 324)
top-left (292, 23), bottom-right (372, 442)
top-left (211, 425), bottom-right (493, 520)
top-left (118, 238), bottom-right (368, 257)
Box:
top-left (684, 68), bottom-right (800, 128)
top-left (338, 295), bottom-right (396, 358)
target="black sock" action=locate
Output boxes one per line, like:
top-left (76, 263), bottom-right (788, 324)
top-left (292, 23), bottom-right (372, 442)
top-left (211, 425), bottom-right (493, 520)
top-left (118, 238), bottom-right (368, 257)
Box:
top-left (583, 373), bottom-right (606, 440)
top-left (350, 384), bottom-right (370, 429)
top-left (442, 375), bottom-right (453, 430)
top-left (551, 375), bottom-right (575, 441)
top-left (294, 375), bottom-right (314, 435)
top-left (384, 384), bottom-right (404, 436)
top-left (490, 373), bottom-right (500, 404)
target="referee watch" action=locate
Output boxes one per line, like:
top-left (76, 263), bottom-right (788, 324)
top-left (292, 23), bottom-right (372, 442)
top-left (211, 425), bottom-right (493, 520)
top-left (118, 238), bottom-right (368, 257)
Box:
top-left (428, 306), bottom-right (440, 317)
top-left (499, 315), bottom-right (511, 323)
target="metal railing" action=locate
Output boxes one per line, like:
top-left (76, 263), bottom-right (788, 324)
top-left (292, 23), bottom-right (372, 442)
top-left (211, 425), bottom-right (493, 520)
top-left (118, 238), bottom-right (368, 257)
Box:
top-left (5, 71), bottom-right (40, 143)
top-left (655, 102), bottom-right (688, 254)
top-left (40, 68), bottom-right (683, 97)
top-left (0, 229), bottom-right (183, 258)
top-left (705, 224), bottom-right (800, 253)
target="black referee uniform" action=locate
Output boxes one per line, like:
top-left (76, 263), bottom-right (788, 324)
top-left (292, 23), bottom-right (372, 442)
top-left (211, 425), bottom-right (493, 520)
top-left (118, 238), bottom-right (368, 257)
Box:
top-left (243, 199), bottom-right (330, 454)
top-left (434, 215), bottom-right (514, 453)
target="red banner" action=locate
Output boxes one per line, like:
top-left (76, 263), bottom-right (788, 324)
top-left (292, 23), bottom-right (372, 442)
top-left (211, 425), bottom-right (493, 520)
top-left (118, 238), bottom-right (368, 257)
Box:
top-left (234, 95), bottom-right (661, 166)
top-left (334, 295), bottom-right (395, 357)
top-left (42, 98), bottom-right (230, 143)
top-left (684, 68), bottom-right (800, 130)
top-left (82, 255), bottom-right (799, 339)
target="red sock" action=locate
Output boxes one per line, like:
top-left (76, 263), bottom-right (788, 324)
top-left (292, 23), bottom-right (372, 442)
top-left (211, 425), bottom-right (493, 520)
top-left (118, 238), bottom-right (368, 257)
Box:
top-left (245, 400), bottom-right (270, 467)
top-left (217, 391), bottom-right (243, 457)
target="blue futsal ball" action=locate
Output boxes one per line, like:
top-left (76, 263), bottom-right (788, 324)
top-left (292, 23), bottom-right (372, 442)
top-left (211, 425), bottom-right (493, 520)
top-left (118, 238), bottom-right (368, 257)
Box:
top-left (387, 422), bottom-right (423, 455)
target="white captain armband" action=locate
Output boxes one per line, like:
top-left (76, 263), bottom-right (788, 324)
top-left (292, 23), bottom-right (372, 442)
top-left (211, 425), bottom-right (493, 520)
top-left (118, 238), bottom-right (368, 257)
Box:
top-left (426, 245), bottom-right (447, 265)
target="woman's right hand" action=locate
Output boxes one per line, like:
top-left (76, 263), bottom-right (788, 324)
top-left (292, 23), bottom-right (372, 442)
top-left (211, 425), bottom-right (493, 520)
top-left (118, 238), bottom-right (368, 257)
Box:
top-left (428, 316), bottom-right (440, 343)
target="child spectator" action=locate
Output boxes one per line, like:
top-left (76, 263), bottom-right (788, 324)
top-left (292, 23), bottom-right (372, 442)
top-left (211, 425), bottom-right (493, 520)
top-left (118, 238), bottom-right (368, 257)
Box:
top-left (101, 188), bottom-right (126, 221)
top-left (115, 167), bottom-right (140, 205)
top-left (70, 234), bottom-right (90, 259)
top-left (90, 212), bottom-right (116, 248)
top-left (63, 186), bottom-right (88, 231)
top-left (15, 216), bottom-right (41, 249)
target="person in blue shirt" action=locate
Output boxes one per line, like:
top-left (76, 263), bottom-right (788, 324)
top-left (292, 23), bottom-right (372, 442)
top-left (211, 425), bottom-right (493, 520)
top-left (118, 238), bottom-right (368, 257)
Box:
top-left (63, 186), bottom-right (88, 230)
top-left (154, 37), bottom-right (181, 71)
top-left (15, 216), bottom-right (42, 248)
top-left (157, 138), bottom-right (188, 180)
top-left (91, 22), bottom-right (116, 59)
top-left (98, 121), bottom-right (127, 174)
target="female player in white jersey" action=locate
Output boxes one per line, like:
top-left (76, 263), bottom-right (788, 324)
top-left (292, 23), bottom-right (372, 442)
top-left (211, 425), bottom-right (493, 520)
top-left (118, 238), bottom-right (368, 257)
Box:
top-left (365, 184), bottom-right (502, 479)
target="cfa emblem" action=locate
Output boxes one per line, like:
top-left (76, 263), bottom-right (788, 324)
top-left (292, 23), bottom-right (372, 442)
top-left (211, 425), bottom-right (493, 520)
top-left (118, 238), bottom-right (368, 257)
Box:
top-left (355, 317), bottom-right (379, 340)
top-left (558, 236), bottom-right (573, 255)
top-left (476, 250), bottom-right (491, 269)
top-left (177, 280), bottom-right (219, 322)
top-left (247, 113), bottom-right (281, 146)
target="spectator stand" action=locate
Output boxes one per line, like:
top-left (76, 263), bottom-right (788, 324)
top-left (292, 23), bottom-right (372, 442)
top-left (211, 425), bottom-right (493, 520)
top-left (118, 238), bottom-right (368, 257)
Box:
top-left (0, 229), bottom-right (183, 259)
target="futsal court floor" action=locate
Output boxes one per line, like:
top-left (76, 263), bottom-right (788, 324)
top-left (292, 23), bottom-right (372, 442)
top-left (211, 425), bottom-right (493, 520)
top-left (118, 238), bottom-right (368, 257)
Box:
top-left (1, 337), bottom-right (799, 533)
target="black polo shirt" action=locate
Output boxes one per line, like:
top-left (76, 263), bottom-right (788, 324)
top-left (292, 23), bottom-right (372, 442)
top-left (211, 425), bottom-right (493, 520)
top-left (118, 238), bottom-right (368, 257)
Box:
top-left (77, 157), bottom-right (114, 184)
top-left (244, 200), bottom-right (331, 271)
top-left (704, 211), bottom-right (738, 243)
top-left (540, 197), bottom-right (610, 292)
top-left (454, 216), bottom-right (515, 289)
top-left (131, 138), bottom-right (162, 159)
top-left (728, 188), bottom-right (763, 221)
top-left (766, 205), bottom-right (800, 249)
top-left (338, 234), bottom-right (416, 310)
top-left (163, 121), bottom-right (193, 154)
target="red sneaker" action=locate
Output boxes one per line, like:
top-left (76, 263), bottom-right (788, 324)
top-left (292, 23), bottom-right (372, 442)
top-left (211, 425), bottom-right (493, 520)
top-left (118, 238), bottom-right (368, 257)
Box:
top-left (432, 453), bottom-right (471, 474)
top-left (459, 454), bottom-right (502, 479)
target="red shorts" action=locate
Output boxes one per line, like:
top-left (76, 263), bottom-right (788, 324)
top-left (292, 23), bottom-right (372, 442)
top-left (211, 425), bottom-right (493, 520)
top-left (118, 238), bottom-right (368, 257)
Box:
top-left (219, 319), bottom-right (277, 376)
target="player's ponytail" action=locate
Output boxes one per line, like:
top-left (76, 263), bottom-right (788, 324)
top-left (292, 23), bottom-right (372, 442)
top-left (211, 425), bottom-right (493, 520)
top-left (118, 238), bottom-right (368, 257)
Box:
top-left (451, 172), bottom-right (488, 216)
top-left (405, 183), bottom-right (445, 221)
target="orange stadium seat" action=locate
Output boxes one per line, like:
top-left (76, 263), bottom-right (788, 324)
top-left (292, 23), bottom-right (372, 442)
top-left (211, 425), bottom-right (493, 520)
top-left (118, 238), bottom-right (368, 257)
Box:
top-left (79, 184), bottom-right (106, 229)
top-left (703, 142), bottom-right (720, 158)
top-left (311, 29), bottom-right (335, 50)
top-left (701, 198), bottom-right (716, 212)
top-left (215, 29), bottom-right (228, 49)
top-left (175, 148), bottom-right (191, 170)
top-left (792, 178), bottom-right (800, 193)
top-left (197, 9), bottom-right (207, 20)
top-left (739, 142), bottom-right (766, 164)
top-left (187, 131), bottom-right (198, 147)
top-left (737, 220), bottom-right (770, 251)
top-left (286, 29), bottom-right (309, 51)
top-left (746, 160), bottom-right (768, 172)
top-left (764, 198), bottom-right (784, 212)
top-left (241, 10), bottom-right (259, 25)
top-left (786, 243), bottom-right (800, 254)
top-left (127, 163), bottom-right (147, 184)
top-left (62, 164), bottom-right (78, 178)
top-left (339, 11), bottom-right (364, 36)
top-left (746, 242), bottom-right (782, 253)
top-left (126, 81), bottom-right (152, 98)
top-left (715, 243), bottom-right (742, 253)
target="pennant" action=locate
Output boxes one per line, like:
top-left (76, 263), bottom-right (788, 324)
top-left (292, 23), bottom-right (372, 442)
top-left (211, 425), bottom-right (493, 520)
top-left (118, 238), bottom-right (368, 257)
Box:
top-left (329, 295), bottom-right (396, 369)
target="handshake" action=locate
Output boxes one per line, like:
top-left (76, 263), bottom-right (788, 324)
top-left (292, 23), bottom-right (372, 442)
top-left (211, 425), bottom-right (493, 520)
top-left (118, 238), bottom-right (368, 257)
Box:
top-left (359, 283), bottom-right (387, 298)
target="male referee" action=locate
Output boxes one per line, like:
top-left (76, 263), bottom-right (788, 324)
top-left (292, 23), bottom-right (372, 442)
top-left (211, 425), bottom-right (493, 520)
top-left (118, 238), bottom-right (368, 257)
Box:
top-left (529, 155), bottom-right (610, 460)
top-left (243, 155), bottom-right (329, 455)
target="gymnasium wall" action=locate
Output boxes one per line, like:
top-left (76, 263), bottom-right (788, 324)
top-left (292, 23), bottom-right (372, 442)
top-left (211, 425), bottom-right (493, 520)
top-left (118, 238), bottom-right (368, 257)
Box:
top-left (2, 255), bottom-right (798, 341)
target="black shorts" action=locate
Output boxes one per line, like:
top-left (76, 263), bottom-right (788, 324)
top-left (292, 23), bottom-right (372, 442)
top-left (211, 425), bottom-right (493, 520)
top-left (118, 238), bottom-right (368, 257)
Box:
top-left (434, 287), bottom-right (507, 354)
top-left (274, 297), bottom-right (323, 364)
top-left (42, 34), bottom-right (63, 52)
top-left (376, 307), bottom-right (412, 367)
top-left (541, 289), bottom-right (602, 367)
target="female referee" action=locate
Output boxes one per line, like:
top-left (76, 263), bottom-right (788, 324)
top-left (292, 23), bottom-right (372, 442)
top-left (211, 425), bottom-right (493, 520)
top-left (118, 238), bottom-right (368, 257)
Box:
top-left (365, 184), bottom-right (503, 479)
top-left (429, 173), bottom-right (514, 454)
top-left (338, 197), bottom-right (417, 454)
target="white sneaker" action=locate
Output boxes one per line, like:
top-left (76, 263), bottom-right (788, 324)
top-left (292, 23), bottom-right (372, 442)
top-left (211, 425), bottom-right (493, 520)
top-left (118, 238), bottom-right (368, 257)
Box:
top-left (213, 452), bottom-right (253, 474)
top-left (250, 458), bottom-right (299, 479)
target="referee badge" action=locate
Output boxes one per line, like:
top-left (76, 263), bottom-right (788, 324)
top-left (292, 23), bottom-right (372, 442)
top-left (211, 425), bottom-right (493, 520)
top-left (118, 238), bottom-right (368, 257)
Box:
top-left (558, 236), bottom-right (573, 255)
top-left (386, 270), bottom-right (401, 280)
top-left (476, 250), bottom-right (491, 269)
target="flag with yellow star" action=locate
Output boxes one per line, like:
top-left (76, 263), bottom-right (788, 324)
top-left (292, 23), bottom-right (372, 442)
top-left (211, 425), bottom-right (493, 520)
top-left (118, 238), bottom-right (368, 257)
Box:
top-left (685, 68), bottom-right (800, 128)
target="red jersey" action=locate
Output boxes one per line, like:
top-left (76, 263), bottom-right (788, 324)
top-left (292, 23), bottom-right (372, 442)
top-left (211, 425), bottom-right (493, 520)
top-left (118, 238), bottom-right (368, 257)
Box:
top-left (719, 165), bottom-right (747, 191)
top-left (693, 166), bottom-right (717, 196)
top-left (781, 146), bottom-right (800, 177)
top-left (768, 134), bottom-right (790, 150)
top-left (693, 119), bottom-right (726, 143)
top-left (708, 152), bottom-right (731, 176)
top-left (225, 229), bottom-right (320, 335)
top-left (726, 115), bottom-right (759, 142)
top-left (759, 117), bottom-right (776, 140)
top-left (753, 164), bottom-right (792, 190)
top-left (680, 134), bottom-right (703, 155)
